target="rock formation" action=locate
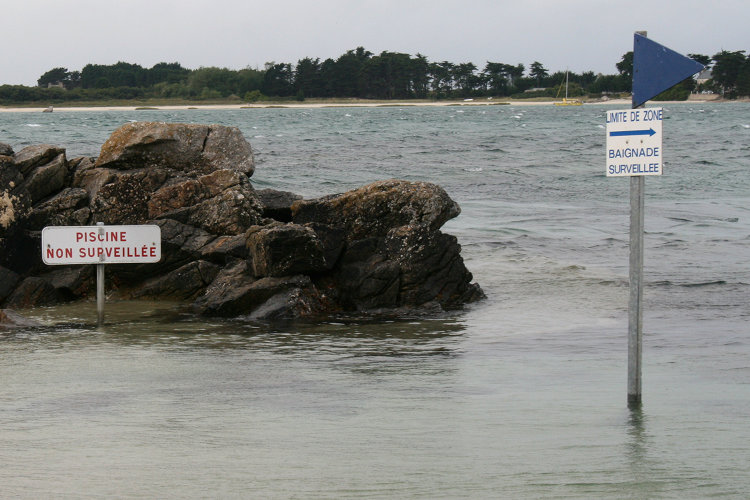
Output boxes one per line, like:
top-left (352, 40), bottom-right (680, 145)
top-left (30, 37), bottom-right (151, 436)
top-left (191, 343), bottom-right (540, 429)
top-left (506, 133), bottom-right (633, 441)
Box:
top-left (0, 122), bottom-right (483, 322)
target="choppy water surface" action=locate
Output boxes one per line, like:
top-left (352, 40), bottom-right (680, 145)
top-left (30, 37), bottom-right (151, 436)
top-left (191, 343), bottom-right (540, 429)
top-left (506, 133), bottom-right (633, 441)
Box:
top-left (1, 103), bottom-right (749, 498)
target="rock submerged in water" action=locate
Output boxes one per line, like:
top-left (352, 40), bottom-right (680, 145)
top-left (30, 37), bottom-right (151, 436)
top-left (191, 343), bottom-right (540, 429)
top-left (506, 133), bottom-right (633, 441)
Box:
top-left (0, 308), bottom-right (43, 328)
top-left (0, 123), bottom-right (483, 321)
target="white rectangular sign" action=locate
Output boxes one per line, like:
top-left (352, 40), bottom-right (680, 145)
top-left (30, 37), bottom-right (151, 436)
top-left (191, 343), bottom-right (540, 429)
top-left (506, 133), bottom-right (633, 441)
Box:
top-left (606, 107), bottom-right (663, 177)
top-left (42, 225), bottom-right (162, 265)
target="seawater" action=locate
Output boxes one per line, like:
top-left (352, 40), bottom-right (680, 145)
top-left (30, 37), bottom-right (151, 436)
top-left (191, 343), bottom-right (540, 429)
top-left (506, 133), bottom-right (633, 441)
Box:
top-left (1, 103), bottom-right (749, 498)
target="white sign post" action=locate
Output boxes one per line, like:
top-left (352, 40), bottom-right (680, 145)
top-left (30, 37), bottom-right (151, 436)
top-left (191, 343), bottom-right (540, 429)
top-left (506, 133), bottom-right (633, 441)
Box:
top-left (42, 223), bottom-right (161, 326)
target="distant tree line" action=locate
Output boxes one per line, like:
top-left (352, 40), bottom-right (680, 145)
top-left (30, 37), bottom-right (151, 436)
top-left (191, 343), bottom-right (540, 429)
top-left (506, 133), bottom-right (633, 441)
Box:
top-left (1, 47), bottom-right (748, 105)
top-left (702, 50), bottom-right (750, 97)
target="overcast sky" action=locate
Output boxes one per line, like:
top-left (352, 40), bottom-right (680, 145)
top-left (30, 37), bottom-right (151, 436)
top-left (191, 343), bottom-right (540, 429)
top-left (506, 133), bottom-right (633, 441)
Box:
top-left (4, 0), bottom-right (749, 86)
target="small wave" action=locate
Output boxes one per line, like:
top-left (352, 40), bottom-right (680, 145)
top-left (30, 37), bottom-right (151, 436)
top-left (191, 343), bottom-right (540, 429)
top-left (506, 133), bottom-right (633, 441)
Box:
top-left (564, 265), bottom-right (586, 271)
top-left (464, 167), bottom-right (483, 172)
top-left (601, 237), bottom-right (624, 243)
top-left (722, 341), bottom-right (744, 347)
top-left (653, 280), bottom-right (728, 288)
top-left (659, 241), bottom-right (689, 250)
top-left (471, 240), bottom-right (520, 249)
top-left (26, 123), bottom-right (41, 127)
top-left (682, 280), bottom-right (729, 288)
top-left (741, 124), bottom-right (749, 129)
top-left (598, 278), bottom-right (628, 287)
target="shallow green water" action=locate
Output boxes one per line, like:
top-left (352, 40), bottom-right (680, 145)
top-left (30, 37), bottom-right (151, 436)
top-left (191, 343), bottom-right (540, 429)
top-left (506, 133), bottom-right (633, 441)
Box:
top-left (1, 103), bottom-right (749, 498)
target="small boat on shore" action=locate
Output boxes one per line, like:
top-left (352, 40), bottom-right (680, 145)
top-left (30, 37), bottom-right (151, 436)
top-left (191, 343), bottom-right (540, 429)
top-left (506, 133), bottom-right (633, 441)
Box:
top-left (554, 72), bottom-right (582, 106)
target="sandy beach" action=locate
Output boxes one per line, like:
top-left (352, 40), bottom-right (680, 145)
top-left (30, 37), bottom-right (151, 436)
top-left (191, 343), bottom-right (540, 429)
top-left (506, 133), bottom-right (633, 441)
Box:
top-left (0, 98), bottom-right (639, 113)
top-left (0, 95), bottom-right (731, 113)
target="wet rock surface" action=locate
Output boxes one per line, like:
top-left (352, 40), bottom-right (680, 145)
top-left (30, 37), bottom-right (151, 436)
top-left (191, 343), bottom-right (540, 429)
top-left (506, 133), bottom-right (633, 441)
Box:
top-left (0, 121), bottom-right (483, 321)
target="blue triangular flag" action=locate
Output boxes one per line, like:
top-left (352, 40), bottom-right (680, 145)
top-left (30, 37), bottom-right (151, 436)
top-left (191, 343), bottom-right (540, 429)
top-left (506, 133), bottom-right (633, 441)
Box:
top-left (632, 33), bottom-right (705, 108)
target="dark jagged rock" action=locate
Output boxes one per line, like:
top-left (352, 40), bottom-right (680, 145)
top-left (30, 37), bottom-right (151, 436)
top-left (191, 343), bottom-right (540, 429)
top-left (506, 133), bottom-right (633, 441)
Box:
top-left (188, 260), bottom-right (253, 316)
top-left (244, 280), bottom-right (328, 321)
top-left (0, 181), bottom-right (29, 238)
top-left (20, 152), bottom-right (68, 204)
top-left (111, 219), bottom-right (217, 286)
top-left (88, 123), bottom-right (264, 234)
top-left (42, 266), bottom-right (94, 301)
top-left (303, 222), bottom-right (345, 271)
top-left (0, 158), bottom-right (29, 232)
top-left (95, 122), bottom-right (254, 176)
top-left (147, 169), bottom-right (262, 234)
top-left (128, 260), bottom-right (220, 300)
top-left (383, 224), bottom-right (484, 308)
top-left (290, 180), bottom-right (483, 312)
top-left (1, 155), bottom-right (22, 188)
top-left (13, 145), bottom-right (65, 176)
top-left (190, 263), bottom-right (325, 319)
top-left (89, 167), bottom-right (169, 224)
top-left (0, 121), bottom-right (483, 321)
top-left (5, 277), bottom-right (58, 309)
top-left (331, 239), bottom-right (401, 310)
top-left (0, 228), bottom-right (38, 276)
top-left (0, 266), bottom-right (20, 302)
top-left (291, 179), bottom-right (460, 241)
top-left (199, 234), bottom-right (248, 263)
top-left (0, 158), bottom-right (34, 272)
top-left (27, 187), bottom-right (90, 229)
top-left (256, 188), bottom-right (303, 222)
top-left (72, 157), bottom-right (113, 200)
top-left (157, 218), bottom-right (217, 252)
top-left (246, 222), bottom-right (327, 278)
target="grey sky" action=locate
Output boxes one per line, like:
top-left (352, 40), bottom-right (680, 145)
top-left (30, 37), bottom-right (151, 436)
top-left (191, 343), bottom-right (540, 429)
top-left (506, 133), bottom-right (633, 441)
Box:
top-left (5, 0), bottom-right (748, 86)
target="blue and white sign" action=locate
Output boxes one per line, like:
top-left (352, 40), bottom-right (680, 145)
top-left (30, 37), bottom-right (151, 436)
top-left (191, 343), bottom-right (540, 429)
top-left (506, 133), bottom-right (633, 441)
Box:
top-left (606, 107), bottom-right (663, 177)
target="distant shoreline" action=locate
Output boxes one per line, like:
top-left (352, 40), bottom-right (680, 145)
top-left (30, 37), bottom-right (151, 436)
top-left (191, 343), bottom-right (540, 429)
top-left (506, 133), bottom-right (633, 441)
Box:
top-left (0, 97), bottom-right (733, 113)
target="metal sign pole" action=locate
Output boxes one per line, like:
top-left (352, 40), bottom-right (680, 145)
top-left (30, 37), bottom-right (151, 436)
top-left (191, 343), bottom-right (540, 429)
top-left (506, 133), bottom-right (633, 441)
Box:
top-left (96, 222), bottom-right (105, 327)
top-left (96, 263), bottom-right (105, 327)
top-left (626, 30), bottom-right (648, 409)
top-left (628, 175), bottom-right (644, 408)
top-left (610, 30), bottom-right (703, 408)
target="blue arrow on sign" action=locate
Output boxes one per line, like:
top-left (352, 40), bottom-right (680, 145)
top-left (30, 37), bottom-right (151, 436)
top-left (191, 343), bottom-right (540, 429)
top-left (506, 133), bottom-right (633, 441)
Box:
top-left (632, 33), bottom-right (705, 108)
top-left (609, 128), bottom-right (656, 137)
